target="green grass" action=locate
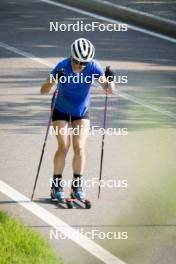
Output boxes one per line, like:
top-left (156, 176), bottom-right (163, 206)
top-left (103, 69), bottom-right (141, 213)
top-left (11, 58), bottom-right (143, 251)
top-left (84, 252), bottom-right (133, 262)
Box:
top-left (0, 210), bottom-right (64, 264)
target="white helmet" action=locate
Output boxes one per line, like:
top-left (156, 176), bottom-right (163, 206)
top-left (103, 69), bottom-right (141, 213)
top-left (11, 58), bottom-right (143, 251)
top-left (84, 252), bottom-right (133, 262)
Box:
top-left (71, 38), bottom-right (95, 62)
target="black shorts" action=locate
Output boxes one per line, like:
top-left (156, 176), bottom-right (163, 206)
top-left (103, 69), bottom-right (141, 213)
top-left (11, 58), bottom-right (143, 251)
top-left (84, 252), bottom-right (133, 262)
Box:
top-left (52, 108), bottom-right (90, 122)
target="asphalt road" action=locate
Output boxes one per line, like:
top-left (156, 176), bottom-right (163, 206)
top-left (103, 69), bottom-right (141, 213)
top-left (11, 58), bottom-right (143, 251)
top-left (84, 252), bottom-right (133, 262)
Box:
top-left (0, 0), bottom-right (176, 264)
top-left (105, 0), bottom-right (176, 21)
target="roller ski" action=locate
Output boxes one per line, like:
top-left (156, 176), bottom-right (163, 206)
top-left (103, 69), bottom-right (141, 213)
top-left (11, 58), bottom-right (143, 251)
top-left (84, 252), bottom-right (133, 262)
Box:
top-left (50, 177), bottom-right (73, 209)
top-left (71, 176), bottom-right (91, 209)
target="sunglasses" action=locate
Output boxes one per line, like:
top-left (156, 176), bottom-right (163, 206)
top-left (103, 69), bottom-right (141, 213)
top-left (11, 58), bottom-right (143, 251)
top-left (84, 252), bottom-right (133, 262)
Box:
top-left (73, 58), bottom-right (89, 66)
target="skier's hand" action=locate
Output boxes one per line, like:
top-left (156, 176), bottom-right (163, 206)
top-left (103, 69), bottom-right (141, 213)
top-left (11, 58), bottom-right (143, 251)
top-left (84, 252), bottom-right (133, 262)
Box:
top-left (98, 75), bottom-right (115, 94)
top-left (40, 68), bottom-right (65, 95)
top-left (105, 66), bottom-right (115, 94)
top-left (105, 66), bottom-right (114, 82)
top-left (40, 81), bottom-right (54, 95)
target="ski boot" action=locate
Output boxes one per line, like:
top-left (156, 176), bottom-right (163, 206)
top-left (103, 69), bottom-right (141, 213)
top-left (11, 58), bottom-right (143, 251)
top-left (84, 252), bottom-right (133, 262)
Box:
top-left (50, 177), bottom-right (73, 208)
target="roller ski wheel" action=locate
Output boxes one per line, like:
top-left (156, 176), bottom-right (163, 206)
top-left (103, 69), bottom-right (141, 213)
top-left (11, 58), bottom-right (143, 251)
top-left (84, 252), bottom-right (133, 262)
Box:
top-left (84, 198), bottom-right (91, 209)
top-left (66, 198), bottom-right (73, 209)
top-left (71, 192), bottom-right (91, 209)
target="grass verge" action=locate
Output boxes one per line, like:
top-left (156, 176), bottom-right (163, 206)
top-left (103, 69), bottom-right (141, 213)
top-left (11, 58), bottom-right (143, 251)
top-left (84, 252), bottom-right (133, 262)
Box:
top-left (0, 210), bottom-right (64, 264)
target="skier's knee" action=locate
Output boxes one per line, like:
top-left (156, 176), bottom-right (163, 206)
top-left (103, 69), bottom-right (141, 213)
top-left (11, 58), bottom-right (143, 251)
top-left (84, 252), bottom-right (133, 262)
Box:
top-left (73, 145), bottom-right (84, 157)
top-left (58, 144), bottom-right (70, 156)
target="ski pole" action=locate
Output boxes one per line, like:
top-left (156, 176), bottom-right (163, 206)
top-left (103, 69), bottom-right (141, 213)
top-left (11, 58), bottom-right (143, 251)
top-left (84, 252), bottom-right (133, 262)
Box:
top-left (98, 66), bottom-right (114, 199)
top-left (98, 88), bottom-right (108, 199)
top-left (31, 89), bottom-right (58, 201)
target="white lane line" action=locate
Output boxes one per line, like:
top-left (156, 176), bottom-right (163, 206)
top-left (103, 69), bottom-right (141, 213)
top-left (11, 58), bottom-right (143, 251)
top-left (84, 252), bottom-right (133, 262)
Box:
top-left (0, 180), bottom-right (126, 264)
top-left (92, 88), bottom-right (176, 120)
top-left (0, 41), bottom-right (176, 120)
top-left (39, 0), bottom-right (176, 43)
top-left (119, 92), bottom-right (176, 120)
top-left (95, 0), bottom-right (176, 25)
top-left (0, 41), bottom-right (52, 67)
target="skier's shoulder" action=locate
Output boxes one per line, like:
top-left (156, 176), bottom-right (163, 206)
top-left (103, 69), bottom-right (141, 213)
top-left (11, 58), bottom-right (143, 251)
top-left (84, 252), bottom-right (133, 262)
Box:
top-left (90, 59), bottom-right (104, 75)
top-left (55, 57), bottom-right (70, 68)
top-left (91, 59), bottom-right (98, 67)
top-left (91, 59), bottom-right (103, 70)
